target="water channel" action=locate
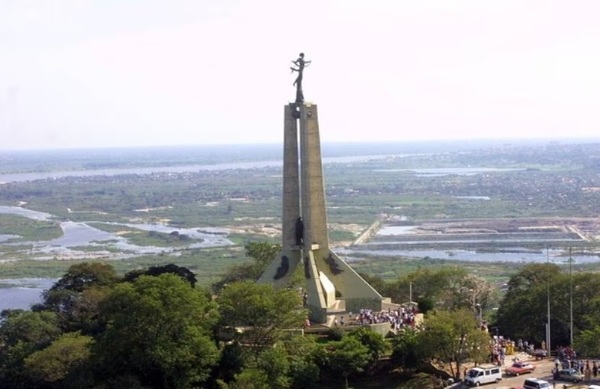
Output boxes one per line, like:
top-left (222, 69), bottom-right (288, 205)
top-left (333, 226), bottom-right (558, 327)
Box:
top-left (0, 278), bottom-right (56, 311)
top-left (0, 205), bottom-right (233, 310)
top-left (348, 225), bottom-right (600, 263)
top-left (1, 162), bottom-right (595, 310)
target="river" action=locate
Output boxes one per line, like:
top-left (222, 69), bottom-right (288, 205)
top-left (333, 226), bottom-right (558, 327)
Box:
top-left (0, 204), bottom-right (233, 311)
top-left (1, 156), bottom-right (594, 309)
top-left (0, 206), bottom-right (233, 259)
top-left (0, 155), bottom-right (393, 310)
top-left (339, 247), bottom-right (600, 264)
top-left (0, 154), bottom-right (392, 184)
top-left (0, 278), bottom-right (56, 311)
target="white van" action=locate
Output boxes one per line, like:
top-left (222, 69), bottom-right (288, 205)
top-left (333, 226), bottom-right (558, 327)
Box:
top-left (523, 378), bottom-right (551, 389)
top-left (464, 366), bottom-right (502, 386)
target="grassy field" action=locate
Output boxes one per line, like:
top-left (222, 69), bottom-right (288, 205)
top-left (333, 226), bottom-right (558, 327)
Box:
top-left (0, 214), bottom-right (63, 241)
top-left (0, 246), bottom-right (246, 284)
top-left (3, 141), bottom-right (600, 286)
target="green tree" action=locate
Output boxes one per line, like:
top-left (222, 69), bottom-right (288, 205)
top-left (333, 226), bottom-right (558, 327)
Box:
top-left (212, 342), bottom-right (246, 385)
top-left (23, 332), bottom-right (92, 388)
top-left (93, 274), bottom-right (220, 388)
top-left (244, 335), bottom-right (322, 389)
top-left (326, 336), bottom-right (371, 389)
top-left (123, 263), bottom-right (197, 287)
top-left (570, 272), bottom-right (600, 334)
top-left (281, 335), bottom-right (321, 389)
top-left (391, 328), bottom-right (421, 369)
top-left (245, 241), bottom-right (282, 270)
top-left (403, 372), bottom-right (445, 389)
top-left (37, 262), bottom-right (119, 333)
top-left (383, 267), bottom-right (496, 313)
top-left (493, 263), bottom-right (600, 347)
top-left (416, 308), bottom-right (489, 379)
top-left (0, 310), bottom-right (62, 386)
top-left (213, 242), bottom-right (281, 292)
top-left (493, 264), bottom-right (554, 343)
top-left (48, 262), bottom-right (119, 293)
top-left (357, 273), bottom-right (386, 295)
top-left (575, 325), bottom-right (600, 357)
top-left (383, 267), bottom-right (466, 305)
top-left (217, 281), bottom-right (305, 357)
top-left (228, 369), bottom-right (270, 389)
top-left (256, 347), bottom-right (290, 389)
top-left (39, 285), bottom-right (112, 335)
top-left (347, 327), bottom-right (388, 368)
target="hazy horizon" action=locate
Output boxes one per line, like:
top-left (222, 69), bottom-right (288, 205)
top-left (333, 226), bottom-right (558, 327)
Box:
top-left (2, 1), bottom-right (600, 150)
top-left (2, 136), bottom-right (600, 155)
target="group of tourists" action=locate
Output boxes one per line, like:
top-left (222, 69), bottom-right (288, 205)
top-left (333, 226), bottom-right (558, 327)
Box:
top-left (340, 305), bottom-right (418, 332)
top-left (554, 346), bottom-right (598, 383)
top-left (556, 345), bottom-right (577, 364)
top-left (490, 337), bottom-right (513, 365)
top-left (516, 338), bottom-right (533, 352)
top-left (490, 337), bottom-right (540, 365)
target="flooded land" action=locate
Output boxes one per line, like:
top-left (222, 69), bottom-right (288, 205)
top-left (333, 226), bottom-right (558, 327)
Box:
top-left (2, 140), bottom-right (600, 308)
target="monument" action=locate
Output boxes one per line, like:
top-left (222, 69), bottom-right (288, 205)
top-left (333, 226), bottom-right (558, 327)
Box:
top-left (258, 54), bottom-right (385, 324)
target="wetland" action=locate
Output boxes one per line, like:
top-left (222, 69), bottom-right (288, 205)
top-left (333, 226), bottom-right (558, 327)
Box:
top-left (3, 139), bottom-right (600, 309)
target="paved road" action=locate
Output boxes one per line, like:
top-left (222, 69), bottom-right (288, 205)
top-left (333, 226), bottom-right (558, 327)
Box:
top-left (458, 353), bottom-right (599, 389)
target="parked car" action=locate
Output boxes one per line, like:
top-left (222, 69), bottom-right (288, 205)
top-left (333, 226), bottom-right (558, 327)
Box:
top-left (505, 362), bottom-right (536, 376)
top-left (557, 368), bottom-right (584, 382)
top-left (527, 349), bottom-right (547, 360)
top-left (523, 378), bottom-right (551, 389)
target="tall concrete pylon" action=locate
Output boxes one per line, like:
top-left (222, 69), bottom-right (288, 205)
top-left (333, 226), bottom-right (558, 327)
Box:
top-left (258, 102), bottom-right (384, 323)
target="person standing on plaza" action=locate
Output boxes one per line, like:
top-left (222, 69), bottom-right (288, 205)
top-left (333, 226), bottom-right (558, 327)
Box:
top-left (585, 363), bottom-right (592, 383)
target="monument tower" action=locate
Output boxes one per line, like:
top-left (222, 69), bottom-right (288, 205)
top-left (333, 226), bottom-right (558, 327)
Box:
top-left (258, 54), bottom-right (384, 324)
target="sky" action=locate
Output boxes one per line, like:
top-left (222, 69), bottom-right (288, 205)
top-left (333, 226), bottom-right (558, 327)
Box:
top-left (1, 0), bottom-right (600, 151)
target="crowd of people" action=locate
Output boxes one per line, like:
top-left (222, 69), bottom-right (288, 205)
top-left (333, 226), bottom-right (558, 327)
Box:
top-left (553, 346), bottom-right (598, 383)
top-left (489, 337), bottom-right (544, 365)
top-left (336, 304), bottom-right (419, 332)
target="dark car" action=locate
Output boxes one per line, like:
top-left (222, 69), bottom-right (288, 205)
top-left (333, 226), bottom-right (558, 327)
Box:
top-left (527, 349), bottom-right (547, 360)
top-left (505, 362), bottom-right (536, 376)
top-left (557, 368), bottom-right (584, 382)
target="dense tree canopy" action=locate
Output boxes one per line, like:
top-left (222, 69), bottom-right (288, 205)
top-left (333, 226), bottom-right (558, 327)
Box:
top-left (391, 327), bottom-right (420, 369)
top-left (0, 310), bottom-right (62, 386)
top-left (93, 274), bottom-right (220, 388)
top-left (281, 335), bottom-right (321, 389)
top-left (347, 327), bottom-right (388, 369)
top-left (326, 336), bottom-right (371, 389)
top-left (36, 262), bottom-right (119, 333)
top-left (123, 263), bottom-right (198, 287)
top-left (380, 267), bottom-right (497, 314)
top-left (6, 258), bottom-right (600, 388)
top-left (23, 332), bottom-right (93, 387)
top-left (48, 262), bottom-right (119, 293)
top-left (217, 281), bottom-right (305, 355)
top-left (493, 263), bottom-right (600, 348)
top-left (212, 242), bottom-right (281, 292)
top-left (416, 308), bottom-right (489, 379)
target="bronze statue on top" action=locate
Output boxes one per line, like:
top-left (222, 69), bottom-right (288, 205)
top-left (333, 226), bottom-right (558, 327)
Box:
top-left (291, 52), bottom-right (311, 103)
